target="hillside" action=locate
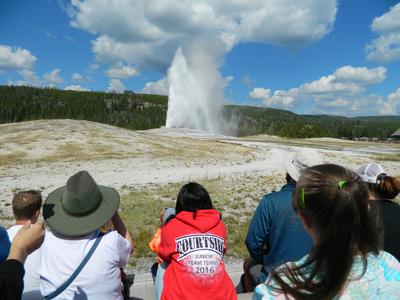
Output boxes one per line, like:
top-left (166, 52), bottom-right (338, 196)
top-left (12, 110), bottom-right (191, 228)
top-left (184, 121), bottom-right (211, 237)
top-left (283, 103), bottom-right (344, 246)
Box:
top-left (1, 85), bottom-right (400, 138)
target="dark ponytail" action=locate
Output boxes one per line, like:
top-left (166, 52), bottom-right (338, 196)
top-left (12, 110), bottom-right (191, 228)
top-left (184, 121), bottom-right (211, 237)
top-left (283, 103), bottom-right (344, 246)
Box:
top-left (270, 164), bottom-right (379, 300)
top-left (374, 175), bottom-right (400, 199)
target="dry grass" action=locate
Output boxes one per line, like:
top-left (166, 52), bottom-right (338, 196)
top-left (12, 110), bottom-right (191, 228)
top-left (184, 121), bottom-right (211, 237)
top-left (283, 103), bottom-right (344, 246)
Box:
top-left (119, 173), bottom-right (282, 266)
top-left (0, 150), bottom-right (27, 166)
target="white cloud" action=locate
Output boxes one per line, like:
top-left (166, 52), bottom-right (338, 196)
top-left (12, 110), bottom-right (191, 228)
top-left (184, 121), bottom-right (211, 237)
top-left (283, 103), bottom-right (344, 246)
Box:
top-left (333, 66), bottom-right (386, 85)
top-left (366, 3), bottom-right (400, 63)
top-left (301, 75), bottom-right (363, 95)
top-left (107, 78), bottom-right (125, 93)
top-left (224, 75), bottom-right (234, 84)
top-left (69, 0), bottom-right (337, 70)
top-left (238, 0), bottom-right (337, 47)
top-left (7, 70), bottom-right (41, 87)
top-left (72, 72), bottom-right (83, 81)
top-left (248, 65), bottom-right (388, 115)
top-left (366, 33), bottom-right (400, 63)
top-left (143, 77), bottom-right (168, 95)
top-left (314, 97), bottom-right (352, 108)
top-left (0, 45), bottom-right (36, 72)
top-left (43, 68), bottom-right (63, 85)
top-left (18, 70), bottom-right (41, 86)
top-left (65, 84), bottom-right (90, 91)
top-left (105, 63), bottom-right (139, 79)
top-left (301, 66), bottom-right (386, 95)
top-left (380, 87), bottom-right (400, 115)
top-left (371, 4), bottom-right (400, 33)
top-left (249, 87), bottom-right (271, 99)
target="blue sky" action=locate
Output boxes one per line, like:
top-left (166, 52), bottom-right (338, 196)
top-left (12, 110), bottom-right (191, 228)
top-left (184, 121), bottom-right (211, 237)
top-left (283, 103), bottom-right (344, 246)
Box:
top-left (1, 0), bottom-right (400, 116)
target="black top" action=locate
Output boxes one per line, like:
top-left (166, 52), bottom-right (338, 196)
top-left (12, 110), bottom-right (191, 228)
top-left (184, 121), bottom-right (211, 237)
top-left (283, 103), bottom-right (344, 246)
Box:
top-left (0, 259), bottom-right (24, 300)
top-left (372, 200), bottom-right (400, 261)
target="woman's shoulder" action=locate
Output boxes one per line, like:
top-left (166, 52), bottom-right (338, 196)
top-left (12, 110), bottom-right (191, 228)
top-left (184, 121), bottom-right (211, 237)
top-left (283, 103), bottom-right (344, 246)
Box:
top-left (374, 251), bottom-right (400, 272)
top-left (342, 251), bottom-right (400, 298)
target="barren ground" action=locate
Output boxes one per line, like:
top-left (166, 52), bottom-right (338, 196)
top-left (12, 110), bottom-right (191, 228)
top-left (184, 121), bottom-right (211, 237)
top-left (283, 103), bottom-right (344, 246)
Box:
top-left (1, 119), bottom-right (399, 269)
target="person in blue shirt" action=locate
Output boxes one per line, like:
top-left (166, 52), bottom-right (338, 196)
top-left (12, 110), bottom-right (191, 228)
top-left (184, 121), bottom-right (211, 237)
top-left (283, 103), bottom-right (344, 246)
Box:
top-left (0, 226), bottom-right (10, 263)
top-left (241, 150), bottom-right (322, 292)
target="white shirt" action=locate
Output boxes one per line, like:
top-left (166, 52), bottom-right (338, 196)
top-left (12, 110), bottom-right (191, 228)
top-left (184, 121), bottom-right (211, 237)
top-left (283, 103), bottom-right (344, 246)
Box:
top-left (8, 224), bottom-right (42, 298)
top-left (39, 229), bottom-right (131, 300)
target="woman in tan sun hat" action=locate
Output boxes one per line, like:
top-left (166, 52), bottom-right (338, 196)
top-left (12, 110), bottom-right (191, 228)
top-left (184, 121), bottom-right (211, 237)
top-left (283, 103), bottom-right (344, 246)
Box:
top-left (39, 171), bottom-right (133, 300)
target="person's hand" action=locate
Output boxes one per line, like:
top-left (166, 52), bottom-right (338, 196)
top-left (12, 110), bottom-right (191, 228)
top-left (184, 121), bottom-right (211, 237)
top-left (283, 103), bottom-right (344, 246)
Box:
top-left (7, 220), bottom-right (45, 263)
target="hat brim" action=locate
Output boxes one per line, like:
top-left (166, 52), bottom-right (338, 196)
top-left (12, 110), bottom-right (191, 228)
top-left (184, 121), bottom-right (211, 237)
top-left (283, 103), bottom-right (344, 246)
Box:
top-left (43, 185), bottom-right (119, 237)
top-left (283, 153), bottom-right (300, 182)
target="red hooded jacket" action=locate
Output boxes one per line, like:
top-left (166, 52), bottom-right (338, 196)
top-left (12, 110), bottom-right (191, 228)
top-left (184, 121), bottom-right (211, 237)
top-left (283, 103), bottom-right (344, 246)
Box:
top-left (158, 209), bottom-right (237, 300)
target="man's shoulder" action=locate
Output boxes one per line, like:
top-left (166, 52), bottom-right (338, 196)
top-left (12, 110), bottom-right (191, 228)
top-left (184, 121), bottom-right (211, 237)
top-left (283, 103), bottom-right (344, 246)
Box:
top-left (43, 229), bottom-right (99, 245)
top-left (6, 224), bottom-right (22, 241)
top-left (261, 184), bottom-right (294, 202)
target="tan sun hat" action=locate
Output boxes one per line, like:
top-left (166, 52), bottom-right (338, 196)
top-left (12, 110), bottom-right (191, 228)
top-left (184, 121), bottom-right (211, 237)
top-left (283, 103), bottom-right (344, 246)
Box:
top-left (43, 171), bottom-right (119, 237)
top-left (284, 149), bottom-right (323, 182)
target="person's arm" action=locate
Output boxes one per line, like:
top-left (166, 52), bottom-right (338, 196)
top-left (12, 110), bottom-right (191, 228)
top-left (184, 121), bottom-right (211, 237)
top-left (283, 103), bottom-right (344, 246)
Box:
top-left (0, 221), bottom-right (45, 300)
top-left (0, 259), bottom-right (25, 300)
top-left (148, 228), bottom-right (162, 254)
top-left (158, 224), bottom-right (174, 264)
top-left (245, 196), bottom-right (272, 262)
top-left (112, 212), bottom-right (134, 255)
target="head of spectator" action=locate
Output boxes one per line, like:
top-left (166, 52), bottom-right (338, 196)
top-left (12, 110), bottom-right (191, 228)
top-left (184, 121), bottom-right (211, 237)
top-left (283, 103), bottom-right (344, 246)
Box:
top-left (283, 149), bottom-right (323, 184)
top-left (175, 182), bottom-right (213, 218)
top-left (43, 170), bottom-right (119, 237)
top-left (12, 190), bottom-right (42, 225)
top-left (357, 163), bottom-right (400, 200)
top-left (269, 164), bottom-right (379, 299)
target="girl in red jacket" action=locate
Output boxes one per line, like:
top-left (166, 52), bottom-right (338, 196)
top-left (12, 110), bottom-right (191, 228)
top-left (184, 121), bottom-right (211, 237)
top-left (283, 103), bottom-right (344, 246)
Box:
top-left (158, 182), bottom-right (237, 300)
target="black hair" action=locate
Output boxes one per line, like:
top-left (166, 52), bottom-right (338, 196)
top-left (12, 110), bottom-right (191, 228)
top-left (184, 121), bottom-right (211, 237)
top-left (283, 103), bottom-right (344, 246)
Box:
top-left (175, 182), bottom-right (213, 218)
top-left (270, 164), bottom-right (379, 300)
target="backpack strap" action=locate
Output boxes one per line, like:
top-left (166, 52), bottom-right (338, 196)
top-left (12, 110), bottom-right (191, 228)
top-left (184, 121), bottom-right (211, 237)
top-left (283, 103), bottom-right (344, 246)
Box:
top-left (44, 232), bottom-right (104, 300)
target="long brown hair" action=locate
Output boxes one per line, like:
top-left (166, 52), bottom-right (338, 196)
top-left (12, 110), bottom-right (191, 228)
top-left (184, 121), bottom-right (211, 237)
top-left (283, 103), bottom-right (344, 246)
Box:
top-left (270, 164), bottom-right (379, 300)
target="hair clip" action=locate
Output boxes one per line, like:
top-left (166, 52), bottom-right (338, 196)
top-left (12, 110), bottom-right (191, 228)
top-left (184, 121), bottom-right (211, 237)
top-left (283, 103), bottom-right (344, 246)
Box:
top-left (338, 180), bottom-right (346, 189)
top-left (300, 188), bottom-right (306, 208)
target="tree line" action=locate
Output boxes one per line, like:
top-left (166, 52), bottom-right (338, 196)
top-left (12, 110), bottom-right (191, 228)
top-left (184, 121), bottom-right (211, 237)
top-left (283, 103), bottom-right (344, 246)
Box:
top-left (1, 85), bottom-right (399, 139)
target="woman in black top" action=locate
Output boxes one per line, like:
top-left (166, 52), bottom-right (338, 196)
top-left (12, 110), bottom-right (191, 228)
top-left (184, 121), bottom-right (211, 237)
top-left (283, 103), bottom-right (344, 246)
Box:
top-left (357, 163), bottom-right (400, 261)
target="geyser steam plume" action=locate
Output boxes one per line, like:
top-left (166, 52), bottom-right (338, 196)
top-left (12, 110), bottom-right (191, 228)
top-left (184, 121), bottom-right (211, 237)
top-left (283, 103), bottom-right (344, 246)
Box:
top-left (166, 46), bottom-right (227, 135)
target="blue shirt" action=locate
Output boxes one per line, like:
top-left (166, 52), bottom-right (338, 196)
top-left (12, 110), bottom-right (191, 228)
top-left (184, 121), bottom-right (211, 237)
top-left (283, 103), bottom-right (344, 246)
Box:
top-left (0, 226), bottom-right (11, 263)
top-left (245, 183), bottom-right (313, 282)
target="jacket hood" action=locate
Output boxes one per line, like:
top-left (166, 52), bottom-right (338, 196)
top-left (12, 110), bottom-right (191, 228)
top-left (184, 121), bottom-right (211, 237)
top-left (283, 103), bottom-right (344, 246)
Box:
top-left (175, 209), bottom-right (221, 233)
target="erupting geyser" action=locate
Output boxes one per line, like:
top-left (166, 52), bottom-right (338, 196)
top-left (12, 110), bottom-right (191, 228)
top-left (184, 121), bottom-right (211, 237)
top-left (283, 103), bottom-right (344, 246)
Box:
top-left (166, 47), bottom-right (225, 134)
